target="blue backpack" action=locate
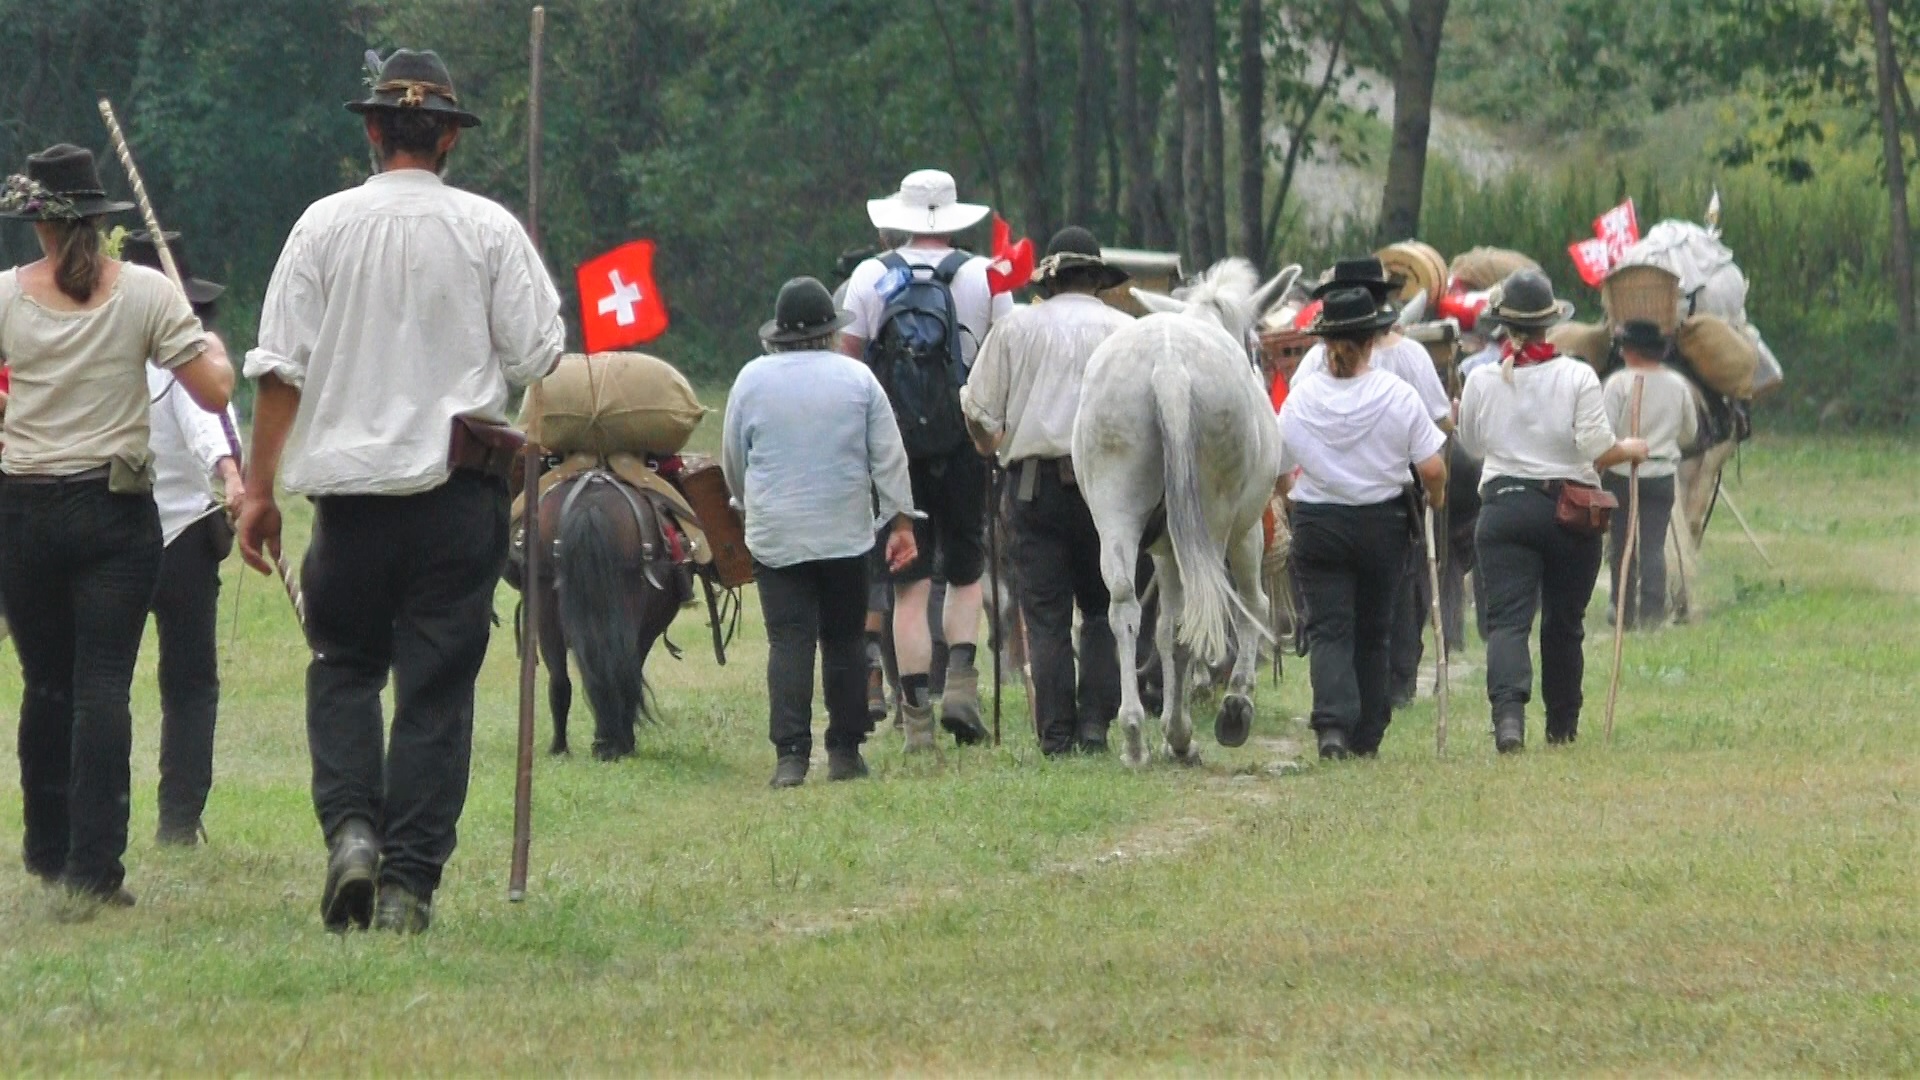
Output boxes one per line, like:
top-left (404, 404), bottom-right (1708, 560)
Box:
top-left (866, 251), bottom-right (973, 460)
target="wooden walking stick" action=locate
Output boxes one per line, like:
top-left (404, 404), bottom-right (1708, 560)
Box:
top-left (1714, 488), bottom-right (1778, 570)
top-left (1422, 504), bottom-right (1449, 756)
top-left (985, 464), bottom-right (1004, 747)
top-left (1604, 375), bottom-right (1646, 744)
top-left (509, 4), bottom-right (548, 904)
top-left (98, 97), bottom-right (305, 624)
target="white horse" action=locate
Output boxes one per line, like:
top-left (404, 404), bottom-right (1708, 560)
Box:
top-left (1072, 259), bottom-right (1293, 766)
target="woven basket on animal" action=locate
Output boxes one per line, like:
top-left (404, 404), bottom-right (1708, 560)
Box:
top-left (1447, 247), bottom-right (1539, 291)
top-left (1677, 314), bottom-right (1760, 400)
top-left (1601, 265), bottom-right (1682, 334)
top-left (523, 352), bottom-right (707, 457)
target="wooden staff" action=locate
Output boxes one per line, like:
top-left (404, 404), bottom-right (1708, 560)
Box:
top-left (1422, 504), bottom-right (1449, 756)
top-left (1715, 488), bottom-right (1778, 570)
top-left (1604, 375), bottom-right (1646, 744)
top-left (509, 6), bottom-right (549, 904)
top-left (985, 465), bottom-right (1003, 747)
top-left (98, 97), bottom-right (305, 625)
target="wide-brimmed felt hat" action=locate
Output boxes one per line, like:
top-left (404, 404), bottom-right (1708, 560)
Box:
top-left (1309, 256), bottom-right (1399, 301)
top-left (347, 49), bottom-right (481, 129)
top-left (866, 169), bottom-right (991, 236)
top-left (0, 144), bottom-right (134, 221)
top-left (121, 231), bottom-right (225, 306)
top-left (1304, 286), bottom-right (1398, 338)
top-left (1034, 226), bottom-right (1129, 291)
top-left (760, 276), bottom-right (853, 345)
top-left (1485, 269), bottom-right (1574, 330)
top-left (1613, 318), bottom-right (1669, 355)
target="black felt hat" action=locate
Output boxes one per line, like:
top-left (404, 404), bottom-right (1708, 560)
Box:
top-left (1034, 226), bottom-right (1130, 291)
top-left (347, 49), bottom-right (481, 129)
top-left (121, 231), bottom-right (225, 306)
top-left (0, 144), bottom-right (134, 221)
top-left (1304, 286), bottom-right (1398, 338)
top-left (1613, 318), bottom-right (1669, 355)
top-left (1309, 256), bottom-right (1399, 301)
top-left (1485, 269), bottom-right (1575, 330)
top-left (760, 277), bottom-right (853, 345)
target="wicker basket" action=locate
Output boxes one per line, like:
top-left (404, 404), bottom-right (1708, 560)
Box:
top-left (1601, 265), bottom-right (1682, 333)
top-left (1376, 241), bottom-right (1448, 306)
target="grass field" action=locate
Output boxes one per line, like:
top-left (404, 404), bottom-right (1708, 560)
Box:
top-left (0, 431), bottom-right (1914, 1075)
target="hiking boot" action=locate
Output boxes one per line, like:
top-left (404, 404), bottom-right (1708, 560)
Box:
top-left (1317, 727), bottom-right (1353, 761)
top-left (1494, 705), bottom-right (1526, 754)
top-left (901, 699), bottom-right (937, 754)
top-left (52, 884), bottom-right (136, 924)
top-left (866, 665), bottom-right (890, 724)
top-left (826, 747), bottom-right (870, 782)
top-left (372, 885), bottom-right (433, 935)
top-left (321, 818), bottom-right (379, 933)
top-left (939, 659), bottom-right (989, 746)
top-left (769, 754), bottom-right (809, 788)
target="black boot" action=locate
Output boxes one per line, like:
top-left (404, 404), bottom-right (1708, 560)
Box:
top-left (826, 747), bottom-right (870, 782)
top-left (769, 754), bottom-right (809, 788)
top-left (1317, 727), bottom-right (1353, 761)
top-left (1493, 704), bottom-right (1526, 754)
top-left (372, 884), bottom-right (433, 934)
top-left (321, 818), bottom-right (379, 932)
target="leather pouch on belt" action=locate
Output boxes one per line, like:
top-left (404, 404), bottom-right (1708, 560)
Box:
top-left (448, 416), bottom-right (528, 487)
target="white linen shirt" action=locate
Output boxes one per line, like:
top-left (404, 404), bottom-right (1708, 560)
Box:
top-left (244, 169), bottom-right (565, 496)
top-left (1603, 365), bottom-right (1698, 478)
top-left (1278, 369), bottom-right (1445, 505)
top-left (722, 351), bottom-right (917, 570)
top-left (961, 293), bottom-right (1132, 465)
top-left (840, 245), bottom-right (1013, 367)
top-left (146, 365), bottom-right (237, 546)
top-left (1458, 356), bottom-right (1617, 488)
top-left (1295, 335), bottom-right (1451, 423)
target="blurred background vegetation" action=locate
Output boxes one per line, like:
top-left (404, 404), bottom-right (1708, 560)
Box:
top-left (0, 0), bottom-right (1912, 427)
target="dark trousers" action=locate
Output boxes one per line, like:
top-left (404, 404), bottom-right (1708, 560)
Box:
top-left (0, 478), bottom-right (162, 893)
top-left (1602, 472), bottom-right (1676, 629)
top-left (150, 514), bottom-right (225, 835)
top-left (1389, 528), bottom-right (1428, 700)
top-left (1476, 480), bottom-right (1605, 737)
top-left (755, 554), bottom-right (872, 757)
top-left (302, 472), bottom-right (507, 898)
top-left (1292, 501), bottom-right (1410, 754)
top-left (1008, 460), bottom-right (1118, 754)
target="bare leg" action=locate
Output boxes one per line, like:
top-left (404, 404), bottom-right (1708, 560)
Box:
top-left (892, 578), bottom-right (934, 677)
top-left (1157, 556), bottom-right (1200, 764)
top-left (942, 580), bottom-right (984, 648)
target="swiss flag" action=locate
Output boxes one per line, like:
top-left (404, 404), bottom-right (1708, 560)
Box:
top-left (576, 240), bottom-right (669, 354)
top-left (1567, 199), bottom-right (1640, 287)
top-left (986, 215), bottom-right (1034, 295)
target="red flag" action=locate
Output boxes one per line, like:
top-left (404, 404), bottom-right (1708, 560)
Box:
top-left (576, 240), bottom-right (669, 354)
top-left (1568, 237), bottom-right (1614, 287)
top-left (1567, 199), bottom-right (1641, 287)
top-left (987, 215), bottom-right (1034, 295)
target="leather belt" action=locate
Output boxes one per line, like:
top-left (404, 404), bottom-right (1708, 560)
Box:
top-left (1, 465), bottom-right (111, 486)
top-left (1013, 456), bottom-right (1074, 501)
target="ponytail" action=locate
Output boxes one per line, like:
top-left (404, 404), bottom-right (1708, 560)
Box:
top-left (51, 218), bottom-right (104, 303)
top-left (1325, 333), bottom-right (1376, 379)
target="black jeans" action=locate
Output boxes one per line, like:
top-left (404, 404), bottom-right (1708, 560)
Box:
top-left (1602, 472), bottom-right (1676, 628)
top-left (1292, 500), bottom-right (1410, 754)
top-left (303, 472), bottom-right (507, 898)
top-left (0, 477), bottom-right (163, 894)
top-left (150, 513), bottom-right (226, 835)
top-left (1476, 479), bottom-right (1605, 737)
top-left (1009, 459), bottom-right (1118, 754)
top-left (1389, 525), bottom-right (1429, 700)
top-left (755, 554), bottom-right (872, 757)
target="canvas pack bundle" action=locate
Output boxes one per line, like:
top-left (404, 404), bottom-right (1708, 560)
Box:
top-left (524, 352), bottom-right (707, 457)
top-left (1677, 314), bottom-right (1761, 400)
top-left (1447, 247), bottom-right (1539, 291)
top-left (1546, 321), bottom-right (1614, 377)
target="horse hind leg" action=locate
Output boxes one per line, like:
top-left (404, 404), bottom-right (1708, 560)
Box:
top-left (538, 583), bottom-right (572, 755)
top-left (1100, 527), bottom-right (1151, 769)
top-left (1215, 524), bottom-right (1267, 749)
top-left (1157, 557), bottom-right (1200, 766)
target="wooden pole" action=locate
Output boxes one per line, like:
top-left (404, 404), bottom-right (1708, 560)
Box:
top-left (98, 98), bottom-right (304, 625)
top-left (986, 466), bottom-right (1003, 747)
top-left (526, 6), bottom-right (546, 250)
top-left (1422, 505), bottom-right (1449, 756)
top-left (1714, 488), bottom-right (1777, 571)
top-left (1604, 375), bottom-right (1645, 745)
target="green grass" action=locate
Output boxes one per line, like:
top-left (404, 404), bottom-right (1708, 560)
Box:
top-left (1, 431), bottom-right (1915, 1074)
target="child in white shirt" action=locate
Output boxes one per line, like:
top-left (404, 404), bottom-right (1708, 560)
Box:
top-left (1601, 320), bottom-right (1700, 628)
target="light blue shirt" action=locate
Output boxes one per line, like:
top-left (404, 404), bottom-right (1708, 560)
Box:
top-left (721, 350), bottom-right (916, 569)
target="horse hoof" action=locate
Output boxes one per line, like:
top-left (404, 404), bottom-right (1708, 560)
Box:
top-left (1162, 742), bottom-right (1202, 767)
top-left (548, 743), bottom-right (570, 757)
top-left (1215, 694), bottom-right (1253, 748)
top-left (1122, 745), bottom-right (1150, 769)
top-left (592, 744), bottom-right (633, 762)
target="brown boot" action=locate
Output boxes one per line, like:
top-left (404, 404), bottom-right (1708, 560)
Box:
top-left (939, 656), bottom-right (988, 746)
top-left (901, 699), bottom-right (937, 753)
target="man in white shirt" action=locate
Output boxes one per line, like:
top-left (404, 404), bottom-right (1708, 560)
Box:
top-left (125, 232), bottom-right (243, 848)
top-left (840, 169), bottom-right (1012, 751)
top-left (1601, 320), bottom-right (1699, 629)
top-left (238, 49), bottom-right (564, 935)
top-left (962, 228), bottom-right (1133, 755)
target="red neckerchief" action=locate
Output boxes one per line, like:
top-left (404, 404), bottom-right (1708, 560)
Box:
top-left (1502, 340), bottom-right (1559, 368)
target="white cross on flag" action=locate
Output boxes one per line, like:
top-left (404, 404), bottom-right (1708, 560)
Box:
top-left (575, 240), bottom-right (668, 353)
top-left (1567, 199), bottom-right (1640, 287)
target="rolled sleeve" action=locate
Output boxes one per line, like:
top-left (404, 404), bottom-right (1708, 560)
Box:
top-left (1570, 367), bottom-right (1616, 463)
top-left (244, 228), bottom-right (320, 389)
top-left (864, 371), bottom-right (916, 523)
top-left (491, 223), bottom-right (566, 388)
top-left (147, 281), bottom-right (207, 371)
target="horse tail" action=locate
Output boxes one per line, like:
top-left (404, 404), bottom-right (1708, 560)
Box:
top-left (1150, 356), bottom-right (1240, 664)
top-left (557, 491), bottom-right (648, 738)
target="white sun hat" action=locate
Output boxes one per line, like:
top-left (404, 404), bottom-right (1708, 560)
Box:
top-left (866, 169), bottom-right (991, 236)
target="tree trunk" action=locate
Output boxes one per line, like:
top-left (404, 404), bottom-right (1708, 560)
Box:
top-left (1376, 0), bottom-right (1449, 244)
top-left (1202, 2), bottom-right (1228, 266)
top-left (1160, 86), bottom-right (1186, 253)
top-left (1014, 0), bottom-right (1054, 242)
top-left (1170, 0), bottom-right (1212, 269)
top-left (1870, 0), bottom-right (1916, 343)
top-left (1071, 0), bottom-right (1100, 228)
top-left (1237, 0), bottom-right (1266, 270)
top-left (1117, 0), bottom-right (1168, 246)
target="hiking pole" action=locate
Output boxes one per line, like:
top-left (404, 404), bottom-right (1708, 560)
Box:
top-left (1422, 504), bottom-right (1449, 757)
top-left (99, 97), bottom-right (305, 627)
top-left (1714, 488), bottom-right (1777, 571)
top-left (509, 441), bottom-right (544, 902)
top-left (1604, 375), bottom-right (1646, 745)
top-left (986, 463), bottom-right (1003, 747)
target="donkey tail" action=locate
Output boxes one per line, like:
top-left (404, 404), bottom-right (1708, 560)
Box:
top-left (1150, 357), bottom-right (1246, 665)
top-left (558, 495), bottom-right (648, 747)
